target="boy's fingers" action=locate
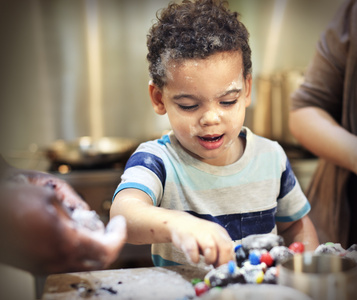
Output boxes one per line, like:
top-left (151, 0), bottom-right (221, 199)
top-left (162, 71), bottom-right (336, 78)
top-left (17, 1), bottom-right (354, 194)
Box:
top-left (198, 235), bottom-right (218, 265)
top-left (181, 237), bottom-right (200, 264)
top-left (215, 241), bottom-right (235, 267)
top-left (203, 244), bottom-right (218, 266)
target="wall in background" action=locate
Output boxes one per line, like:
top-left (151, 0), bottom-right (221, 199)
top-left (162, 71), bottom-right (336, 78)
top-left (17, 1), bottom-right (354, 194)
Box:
top-left (0, 0), bottom-right (344, 167)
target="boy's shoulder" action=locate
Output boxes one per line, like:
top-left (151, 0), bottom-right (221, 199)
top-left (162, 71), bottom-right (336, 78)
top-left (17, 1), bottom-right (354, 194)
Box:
top-left (134, 131), bottom-right (174, 155)
top-left (244, 127), bottom-right (283, 153)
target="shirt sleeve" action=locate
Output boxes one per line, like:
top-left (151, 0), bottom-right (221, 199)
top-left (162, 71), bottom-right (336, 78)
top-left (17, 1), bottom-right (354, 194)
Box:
top-left (275, 147), bottom-right (311, 222)
top-left (290, 0), bottom-right (353, 123)
top-left (113, 143), bottom-right (166, 206)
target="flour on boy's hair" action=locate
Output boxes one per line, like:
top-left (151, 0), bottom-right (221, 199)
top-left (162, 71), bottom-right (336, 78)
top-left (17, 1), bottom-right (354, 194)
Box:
top-left (227, 69), bottom-right (244, 90)
top-left (207, 35), bottom-right (222, 48)
top-left (158, 49), bottom-right (180, 83)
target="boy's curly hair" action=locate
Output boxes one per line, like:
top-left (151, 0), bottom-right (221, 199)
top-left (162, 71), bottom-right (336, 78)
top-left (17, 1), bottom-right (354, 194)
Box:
top-left (147, 0), bottom-right (252, 88)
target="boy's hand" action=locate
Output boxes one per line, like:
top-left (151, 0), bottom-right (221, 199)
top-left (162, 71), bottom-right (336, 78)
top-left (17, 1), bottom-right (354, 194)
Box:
top-left (169, 212), bottom-right (235, 267)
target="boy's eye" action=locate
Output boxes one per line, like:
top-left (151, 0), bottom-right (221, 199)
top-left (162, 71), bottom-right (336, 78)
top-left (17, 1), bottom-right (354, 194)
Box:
top-left (220, 99), bottom-right (238, 106)
top-left (178, 104), bottom-right (198, 111)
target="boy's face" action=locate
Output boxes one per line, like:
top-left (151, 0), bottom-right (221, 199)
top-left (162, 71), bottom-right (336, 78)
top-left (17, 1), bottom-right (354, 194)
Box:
top-left (149, 51), bottom-right (252, 166)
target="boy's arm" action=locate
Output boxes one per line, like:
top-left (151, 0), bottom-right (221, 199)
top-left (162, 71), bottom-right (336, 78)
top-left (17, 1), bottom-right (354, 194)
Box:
top-left (277, 215), bottom-right (319, 251)
top-left (110, 188), bottom-right (235, 267)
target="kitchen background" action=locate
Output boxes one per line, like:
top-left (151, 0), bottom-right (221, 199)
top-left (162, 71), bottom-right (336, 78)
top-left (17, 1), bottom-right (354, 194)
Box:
top-left (0, 0), bottom-right (344, 166)
top-left (0, 0), bottom-right (345, 299)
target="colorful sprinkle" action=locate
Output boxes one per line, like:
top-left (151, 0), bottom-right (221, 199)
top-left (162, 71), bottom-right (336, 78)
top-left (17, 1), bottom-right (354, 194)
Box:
top-left (234, 244), bottom-right (243, 252)
top-left (260, 252), bottom-right (274, 267)
top-left (191, 278), bottom-right (202, 285)
top-left (288, 242), bottom-right (305, 253)
top-left (194, 281), bottom-right (209, 296)
top-left (249, 252), bottom-right (261, 265)
top-left (256, 271), bottom-right (264, 284)
top-left (228, 260), bottom-right (236, 274)
top-left (204, 277), bottom-right (211, 287)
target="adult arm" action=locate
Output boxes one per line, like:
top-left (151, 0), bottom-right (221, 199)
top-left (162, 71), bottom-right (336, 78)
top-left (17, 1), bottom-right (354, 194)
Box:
top-left (289, 107), bottom-right (357, 174)
top-left (277, 215), bottom-right (319, 251)
top-left (289, 0), bottom-right (357, 174)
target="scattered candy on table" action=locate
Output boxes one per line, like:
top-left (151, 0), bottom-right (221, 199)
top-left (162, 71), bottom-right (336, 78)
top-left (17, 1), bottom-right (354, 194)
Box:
top-left (192, 233), bottom-right (357, 297)
top-left (260, 252), bottom-right (274, 267)
top-left (234, 244), bottom-right (246, 267)
top-left (194, 281), bottom-right (210, 297)
top-left (288, 242), bottom-right (305, 253)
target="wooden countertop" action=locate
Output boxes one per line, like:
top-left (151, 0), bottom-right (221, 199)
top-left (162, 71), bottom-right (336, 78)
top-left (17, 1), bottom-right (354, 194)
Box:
top-left (41, 265), bottom-right (208, 300)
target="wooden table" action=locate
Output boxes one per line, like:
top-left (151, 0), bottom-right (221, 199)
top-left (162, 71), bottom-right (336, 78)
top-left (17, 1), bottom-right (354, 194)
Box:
top-left (41, 265), bottom-right (318, 300)
top-left (41, 265), bottom-right (208, 300)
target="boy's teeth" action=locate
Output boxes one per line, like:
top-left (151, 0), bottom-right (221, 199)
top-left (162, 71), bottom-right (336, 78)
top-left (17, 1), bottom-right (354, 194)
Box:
top-left (200, 135), bottom-right (221, 142)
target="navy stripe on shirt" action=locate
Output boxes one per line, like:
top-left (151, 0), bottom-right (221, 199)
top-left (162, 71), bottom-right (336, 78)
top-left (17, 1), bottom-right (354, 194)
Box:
top-left (125, 152), bottom-right (166, 187)
top-left (186, 207), bottom-right (277, 241)
top-left (278, 159), bottom-right (296, 199)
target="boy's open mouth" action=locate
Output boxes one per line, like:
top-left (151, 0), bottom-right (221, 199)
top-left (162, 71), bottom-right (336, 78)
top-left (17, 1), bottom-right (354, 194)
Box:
top-left (198, 134), bottom-right (224, 142)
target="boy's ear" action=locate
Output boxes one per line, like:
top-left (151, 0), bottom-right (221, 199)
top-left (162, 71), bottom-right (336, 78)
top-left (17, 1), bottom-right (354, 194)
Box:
top-left (149, 82), bottom-right (167, 115)
top-left (244, 75), bottom-right (253, 107)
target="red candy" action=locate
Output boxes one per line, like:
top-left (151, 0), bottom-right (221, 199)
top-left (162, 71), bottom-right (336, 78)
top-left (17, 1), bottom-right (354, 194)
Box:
top-left (194, 281), bottom-right (209, 296)
top-left (260, 252), bottom-right (274, 266)
top-left (289, 242), bottom-right (305, 253)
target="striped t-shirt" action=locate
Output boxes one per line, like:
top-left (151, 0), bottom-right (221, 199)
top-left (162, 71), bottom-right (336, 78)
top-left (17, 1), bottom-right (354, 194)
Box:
top-left (113, 126), bottom-right (310, 266)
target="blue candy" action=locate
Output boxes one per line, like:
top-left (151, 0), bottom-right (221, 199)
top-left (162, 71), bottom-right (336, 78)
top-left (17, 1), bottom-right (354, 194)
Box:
top-left (249, 251), bottom-right (261, 265)
top-left (234, 244), bottom-right (242, 252)
top-left (235, 244), bottom-right (246, 267)
top-left (228, 260), bottom-right (235, 274)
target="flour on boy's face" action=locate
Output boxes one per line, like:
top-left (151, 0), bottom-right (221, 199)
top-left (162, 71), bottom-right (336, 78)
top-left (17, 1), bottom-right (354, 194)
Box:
top-left (161, 51), bottom-right (252, 166)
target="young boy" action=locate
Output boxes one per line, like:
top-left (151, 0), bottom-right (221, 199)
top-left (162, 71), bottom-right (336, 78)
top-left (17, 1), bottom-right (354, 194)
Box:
top-left (110, 0), bottom-right (319, 268)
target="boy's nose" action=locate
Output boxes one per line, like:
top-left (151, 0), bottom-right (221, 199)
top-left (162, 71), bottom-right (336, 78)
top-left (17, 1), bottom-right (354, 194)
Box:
top-left (200, 110), bottom-right (221, 126)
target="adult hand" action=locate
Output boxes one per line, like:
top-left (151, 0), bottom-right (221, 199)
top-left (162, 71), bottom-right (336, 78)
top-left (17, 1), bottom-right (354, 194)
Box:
top-left (6, 166), bottom-right (90, 210)
top-left (0, 158), bottom-right (127, 275)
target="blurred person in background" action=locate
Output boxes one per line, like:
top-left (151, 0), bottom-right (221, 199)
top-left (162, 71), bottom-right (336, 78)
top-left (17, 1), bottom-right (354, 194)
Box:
top-left (289, 0), bottom-right (357, 248)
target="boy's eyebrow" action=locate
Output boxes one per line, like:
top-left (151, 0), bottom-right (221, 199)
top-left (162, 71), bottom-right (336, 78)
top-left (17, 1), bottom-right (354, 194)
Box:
top-left (218, 88), bottom-right (242, 98)
top-left (172, 94), bottom-right (200, 101)
top-left (172, 89), bottom-right (242, 101)
top-left (172, 89), bottom-right (242, 100)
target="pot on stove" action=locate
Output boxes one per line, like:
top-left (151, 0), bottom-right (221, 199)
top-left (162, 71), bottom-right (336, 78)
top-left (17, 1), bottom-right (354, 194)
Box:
top-left (45, 136), bottom-right (138, 169)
